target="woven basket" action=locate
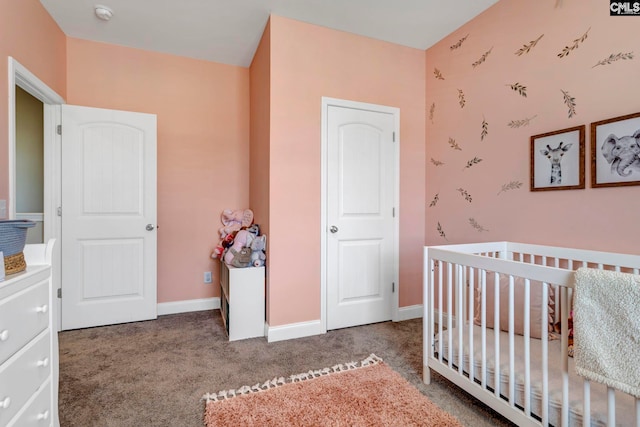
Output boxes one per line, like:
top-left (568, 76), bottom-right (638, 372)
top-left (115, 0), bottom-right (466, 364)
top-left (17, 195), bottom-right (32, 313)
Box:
top-left (0, 220), bottom-right (36, 275)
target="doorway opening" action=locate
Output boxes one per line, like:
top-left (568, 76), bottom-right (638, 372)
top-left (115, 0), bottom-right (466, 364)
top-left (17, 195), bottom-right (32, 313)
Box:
top-left (8, 57), bottom-right (65, 328)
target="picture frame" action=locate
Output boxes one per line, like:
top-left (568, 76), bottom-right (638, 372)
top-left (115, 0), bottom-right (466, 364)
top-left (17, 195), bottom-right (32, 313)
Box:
top-left (590, 112), bottom-right (640, 188)
top-left (530, 125), bottom-right (585, 191)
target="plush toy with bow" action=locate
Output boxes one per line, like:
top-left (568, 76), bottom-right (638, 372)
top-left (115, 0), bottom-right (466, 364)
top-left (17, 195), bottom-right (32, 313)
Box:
top-left (219, 209), bottom-right (253, 239)
top-left (211, 209), bottom-right (254, 259)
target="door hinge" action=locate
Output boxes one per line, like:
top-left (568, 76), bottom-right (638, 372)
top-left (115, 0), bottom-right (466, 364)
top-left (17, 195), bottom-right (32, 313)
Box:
top-left (57, 288), bottom-right (62, 299)
top-left (392, 207), bottom-right (395, 218)
top-left (392, 282), bottom-right (395, 293)
top-left (392, 131), bottom-right (396, 142)
top-left (56, 124), bottom-right (62, 135)
top-left (57, 207), bottom-right (62, 217)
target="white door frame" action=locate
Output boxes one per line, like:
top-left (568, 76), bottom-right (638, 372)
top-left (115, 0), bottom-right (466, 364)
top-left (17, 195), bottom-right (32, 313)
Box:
top-left (320, 96), bottom-right (400, 333)
top-left (8, 57), bottom-right (64, 329)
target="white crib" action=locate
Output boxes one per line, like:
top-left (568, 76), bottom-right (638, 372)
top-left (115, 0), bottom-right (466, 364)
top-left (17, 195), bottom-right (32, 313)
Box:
top-left (423, 242), bottom-right (640, 427)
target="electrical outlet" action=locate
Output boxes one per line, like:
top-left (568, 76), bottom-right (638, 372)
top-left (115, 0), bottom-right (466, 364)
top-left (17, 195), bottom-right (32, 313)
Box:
top-left (204, 271), bottom-right (212, 284)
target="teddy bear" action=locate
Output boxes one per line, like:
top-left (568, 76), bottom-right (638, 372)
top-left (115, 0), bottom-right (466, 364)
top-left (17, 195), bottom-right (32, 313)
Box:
top-left (219, 209), bottom-right (254, 239)
top-left (224, 229), bottom-right (254, 268)
top-left (250, 235), bottom-right (266, 267)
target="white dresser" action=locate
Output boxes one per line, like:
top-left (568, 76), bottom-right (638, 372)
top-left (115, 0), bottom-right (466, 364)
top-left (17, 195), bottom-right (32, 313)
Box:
top-left (0, 240), bottom-right (57, 427)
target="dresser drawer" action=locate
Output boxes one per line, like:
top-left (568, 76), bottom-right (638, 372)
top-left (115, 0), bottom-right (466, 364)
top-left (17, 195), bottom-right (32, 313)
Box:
top-left (6, 377), bottom-right (51, 427)
top-left (0, 280), bottom-right (50, 365)
top-left (0, 331), bottom-right (51, 426)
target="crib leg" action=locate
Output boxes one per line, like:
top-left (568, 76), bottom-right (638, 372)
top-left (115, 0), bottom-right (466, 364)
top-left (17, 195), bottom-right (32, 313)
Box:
top-left (423, 365), bottom-right (432, 384)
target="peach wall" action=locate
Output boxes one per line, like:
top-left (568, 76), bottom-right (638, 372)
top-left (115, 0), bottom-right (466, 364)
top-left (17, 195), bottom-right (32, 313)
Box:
top-left (425, 0), bottom-right (640, 255)
top-left (249, 20), bottom-right (272, 317)
top-left (66, 38), bottom-right (251, 303)
top-left (268, 16), bottom-right (426, 326)
top-left (0, 0), bottom-right (66, 213)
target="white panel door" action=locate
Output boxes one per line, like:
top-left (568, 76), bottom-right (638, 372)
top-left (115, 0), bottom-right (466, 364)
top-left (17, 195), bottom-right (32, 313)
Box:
top-left (327, 105), bottom-right (396, 330)
top-left (61, 105), bottom-right (157, 330)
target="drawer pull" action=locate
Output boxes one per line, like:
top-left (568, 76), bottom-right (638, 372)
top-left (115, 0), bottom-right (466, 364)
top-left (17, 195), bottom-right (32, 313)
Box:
top-left (36, 304), bottom-right (48, 313)
top-left (0, 397), bottom-right (10, 409)
top-left (37, 410), bottom-right (50, 420)
top-left (0, 330), bottom-right (8, 342)
top-left (37, 357), bottom-right (50, 368)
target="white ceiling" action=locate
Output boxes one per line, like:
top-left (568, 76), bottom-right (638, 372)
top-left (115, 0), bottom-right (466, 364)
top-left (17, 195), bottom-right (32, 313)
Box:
top-left (39, 0), bottom-right (498, 67)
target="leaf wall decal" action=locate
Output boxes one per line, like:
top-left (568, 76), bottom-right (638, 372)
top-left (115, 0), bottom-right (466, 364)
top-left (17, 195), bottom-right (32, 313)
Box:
top-left (457, 188), bottom-right (473, 202)
top-left (472, 47), bottom-right (493, 68)
top-left (434, 68), bottom-right (445, 80)
top-left (469, 218), bottom-right (489, 232)
top-left (458, 89), bottom-right (466, 108)
top-left (437, 222), bottom-right (448, 240)
top-left (448, 137), bottom-right (462, 151)
top-left (515, 34), bottom-right (544, 56)
top-left (463, 157), bottom-right (483, 171)
top-left (561, 89), bottom-right (577, 118)
top-left (430, 158), bottom-right (445, 166)
top-left (497, 181), bottom-right (523, 195)
top-left (507, 115), bottom-right (537, 128)
top-left (507, 82), bottom-right (527, 97)
top-left (557, 27), bottom-right (590, 58)
top-left (481, 118), bottom-right (489, 141)
top-left (592, 52), bottom-right (634, 68)
top-left (450, 34), bottom-right (469, 51)
top-left (429, 193), bottom-right (440, 207)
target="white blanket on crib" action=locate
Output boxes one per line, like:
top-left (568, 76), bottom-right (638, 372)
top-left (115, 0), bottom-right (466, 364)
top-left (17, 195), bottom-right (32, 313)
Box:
top-left (573, 267), bottom-right (640, 398)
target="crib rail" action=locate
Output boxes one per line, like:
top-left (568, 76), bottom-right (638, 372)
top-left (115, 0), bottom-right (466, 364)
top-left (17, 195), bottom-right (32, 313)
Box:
top-left (423, 243), bottom-right (640, 427)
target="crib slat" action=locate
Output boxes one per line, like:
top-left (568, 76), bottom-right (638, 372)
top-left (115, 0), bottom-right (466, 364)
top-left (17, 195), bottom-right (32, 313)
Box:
top-left (561, 286), bottom-right (570, 427)
top-left (447, 262), bottom-right (453, 368)
top-left (635, 397), bottom-right (640, 427)
top-left (481, 269), bottom-right (487, 389)
top-left (583, 380), bottom-right (590, 426)
top-left (608, 387), bottom-right (615, 426)
top-left (468, 267), bottom-right (475, 382)
top-left (524, 278), bottom-right (531, 416)
top-left (542, 283), bottom-right (549, 426)
top-left (508, 275), bottom-right (515, 406)
top-left (493, 271), bottom-right (500, 398)
top-left (438, 261), bottom-right (443, 363)
top-left (457, 264), bottom-right (464, 374)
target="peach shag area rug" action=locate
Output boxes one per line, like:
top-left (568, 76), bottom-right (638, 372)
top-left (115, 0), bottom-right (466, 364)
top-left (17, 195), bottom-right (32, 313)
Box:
top-left (202, 354), bottom-right (462, 426)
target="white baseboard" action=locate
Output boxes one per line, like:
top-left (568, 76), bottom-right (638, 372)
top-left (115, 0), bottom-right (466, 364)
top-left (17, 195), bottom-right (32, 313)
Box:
top-left (157, 297), bottom-right (220, 316)
top-left (265, 319), bottom-right (325, 343)
top-left (397, 304), bottom-right (423, 321)
top-left (156, 301), bottom-right (424, 340)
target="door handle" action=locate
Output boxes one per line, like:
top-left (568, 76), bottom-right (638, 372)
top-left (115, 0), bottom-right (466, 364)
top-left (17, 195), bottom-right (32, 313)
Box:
top-left (330, 225), bottom-right (338, 233)
top-left (146, 224), bottom-right (155, 231)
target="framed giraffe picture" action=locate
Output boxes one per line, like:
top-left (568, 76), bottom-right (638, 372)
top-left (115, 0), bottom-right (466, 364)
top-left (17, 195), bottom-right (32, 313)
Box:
top-left (530, 125), bottom-right (585, 191)
top-left (590, 112), bottom-right (640, 188)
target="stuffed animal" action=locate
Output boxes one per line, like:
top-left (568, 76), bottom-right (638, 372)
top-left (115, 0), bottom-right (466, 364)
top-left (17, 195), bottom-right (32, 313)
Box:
top-left (219, 209), bottom-right (254, 239)
top-left (246, 223), bottom-right (260, 237)
top-left (224, 229), bottom-right (254, 268)
top-left (211, 230), bottom-right (238, 259)
top-left (250, 235), bottom-right (266, 267)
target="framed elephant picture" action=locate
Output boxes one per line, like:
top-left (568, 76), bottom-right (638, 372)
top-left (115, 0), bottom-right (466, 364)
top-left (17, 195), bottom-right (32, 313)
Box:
top-left (530, 125), bottom-right (585, 191)
top-left (591, 112), bottom-right (640, 188)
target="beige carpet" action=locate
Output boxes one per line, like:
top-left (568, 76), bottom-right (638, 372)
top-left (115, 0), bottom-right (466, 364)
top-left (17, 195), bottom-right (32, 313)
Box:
top-left (203, 354), bottom-right (462, 426)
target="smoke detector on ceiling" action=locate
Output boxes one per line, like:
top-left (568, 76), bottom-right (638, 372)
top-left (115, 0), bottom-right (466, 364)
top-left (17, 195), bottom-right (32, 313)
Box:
top-left (94, 5), bottom-right (114, 21)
